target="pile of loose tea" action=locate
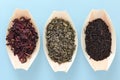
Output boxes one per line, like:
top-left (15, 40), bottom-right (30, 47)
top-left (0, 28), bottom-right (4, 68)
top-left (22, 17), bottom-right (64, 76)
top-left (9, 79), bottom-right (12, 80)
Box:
top-left (6, 17), bottom-right (38, 63)
top-left (85, 18), bottom-right (111, 61)
top-left (46, 17), bottom-right (76, 64)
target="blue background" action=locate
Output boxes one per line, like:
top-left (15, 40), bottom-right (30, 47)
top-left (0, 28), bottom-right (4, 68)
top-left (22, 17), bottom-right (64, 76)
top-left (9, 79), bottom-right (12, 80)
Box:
top-left (0, 0), bottom-right (119, 80)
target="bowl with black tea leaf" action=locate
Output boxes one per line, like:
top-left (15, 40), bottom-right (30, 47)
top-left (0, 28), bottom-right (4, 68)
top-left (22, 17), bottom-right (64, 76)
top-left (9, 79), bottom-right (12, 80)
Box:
top-left (43, 11), bottom-right (78, 72)
top-left (81, 10), bottom-right (116, 71)
top-left (6, 9), bottom-right (40, 70)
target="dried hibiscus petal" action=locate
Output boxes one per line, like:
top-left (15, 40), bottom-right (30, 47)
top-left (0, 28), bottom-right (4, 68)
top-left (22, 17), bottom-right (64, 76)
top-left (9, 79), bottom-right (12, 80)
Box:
top-left (6, 17), bottom-right (38, 63)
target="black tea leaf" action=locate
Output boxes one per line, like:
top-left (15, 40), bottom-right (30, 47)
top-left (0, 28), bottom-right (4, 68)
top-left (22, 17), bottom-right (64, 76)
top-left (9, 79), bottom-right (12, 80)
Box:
top-left (85, 18), bottom-right (111, 61)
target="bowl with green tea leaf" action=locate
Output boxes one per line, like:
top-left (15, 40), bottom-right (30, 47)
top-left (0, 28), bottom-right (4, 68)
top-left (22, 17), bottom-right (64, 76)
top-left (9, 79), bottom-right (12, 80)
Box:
top-left (43, 11), bottom-right (78, 72)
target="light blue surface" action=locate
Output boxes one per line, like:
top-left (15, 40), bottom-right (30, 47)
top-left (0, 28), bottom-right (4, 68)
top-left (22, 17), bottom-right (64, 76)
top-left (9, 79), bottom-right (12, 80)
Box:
top-left (0, 0), bottom-right (120, 80)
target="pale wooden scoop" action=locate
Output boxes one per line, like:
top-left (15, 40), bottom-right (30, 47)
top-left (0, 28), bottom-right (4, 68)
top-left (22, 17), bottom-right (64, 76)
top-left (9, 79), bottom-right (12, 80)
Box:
top-left (6, 9), bottom-right (40, 70)
top-left (43, 11), bottom-right (78, 72)
top-left (81, 10), bottom-right (116, 71)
